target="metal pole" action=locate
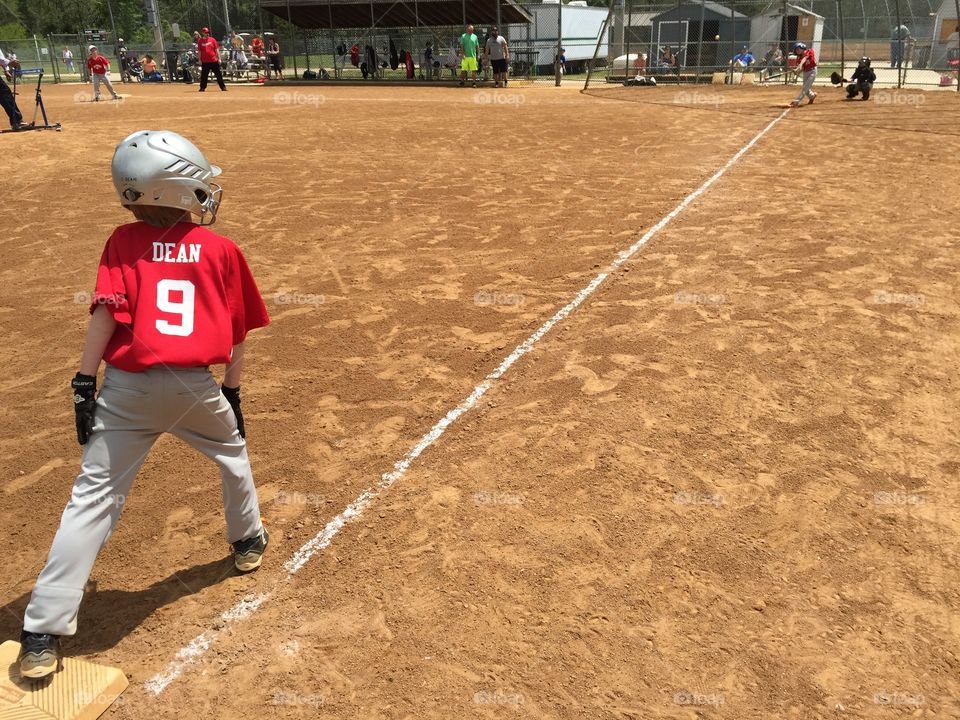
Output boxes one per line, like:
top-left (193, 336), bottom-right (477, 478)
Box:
top-left (838, 0), bottom-right (845, 80)
top-left (287, 0), bottom-right (298, 76)
top-left (955, 0), bottom-right (960, 92)
top-left (894, 0), bottom-right (902, 87)
top-left (582, 0), bottom-right (613, 91)
top-left (729, 3), bottom-right (734, 82)
top-left (153, 0), bottom-right (166, 57)
top-left (624, 0), bottom-right (632, 85)
top-left (496, 0), bottom-right (501, 33)
top-left (223, 0), bottom-right (233, 34)
top-left (48, 35), bottom-right (60, 82)
top-left (105, 0), bottom-right (121, 81)
top-left (782, 0), bottom-right (788, 85)
top-left (329, 0), bottom-right (338, 77)
top-left (556, 0), bottom-right (562, 85)
top-left (696, 0), bottom-right (705, 83)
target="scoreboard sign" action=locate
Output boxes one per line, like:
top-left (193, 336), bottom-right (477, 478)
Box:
top-left (84, 29), bottom-right (110, 42)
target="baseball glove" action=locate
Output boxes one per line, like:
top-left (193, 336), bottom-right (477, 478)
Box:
top-left (71, 373), bottom-right (97, 445)
top-left (830, 71), bottom-right (846, 85)
top-left (222, 385), bottom-right (245, 438)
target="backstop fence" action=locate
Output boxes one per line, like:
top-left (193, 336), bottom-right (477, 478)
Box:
top-left (2, 0), bottom-right (957, 88)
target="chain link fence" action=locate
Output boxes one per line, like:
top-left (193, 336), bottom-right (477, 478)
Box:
top-left (581, 0), bottom-right (960, 90)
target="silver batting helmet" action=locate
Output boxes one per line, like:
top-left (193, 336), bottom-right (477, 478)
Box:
top-left (111, 130), bottom-right (223, 225)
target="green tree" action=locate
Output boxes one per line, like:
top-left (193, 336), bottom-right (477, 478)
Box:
top-left (0, 22), bottom-right (30, 39)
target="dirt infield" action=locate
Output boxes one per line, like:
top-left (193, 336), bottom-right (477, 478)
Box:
top-left (1, 82), bottom-right (959, 718)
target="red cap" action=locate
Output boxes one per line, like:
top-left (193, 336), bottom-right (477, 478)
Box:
top-left (201, 27), bottom-right (210, 34)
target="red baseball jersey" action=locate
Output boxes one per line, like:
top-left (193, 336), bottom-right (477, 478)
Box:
top-left (197, 37), bottom-right (220, 64)
top-left (87, 54), bottom-right (109, 75)
top-left (798, 48), bottom-right (816, 70)
top-left (91, 222), bottom-right (270, 372)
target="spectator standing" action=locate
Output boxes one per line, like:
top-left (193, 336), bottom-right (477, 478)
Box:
top-left (266, 37), bottom-right (284, 80)
top-left (62, 47), bottom-right (75, 73)
top-left (458, 24), bottom-right (479, 87)
top-left (424, 42), bottom-right (434, 79)
top-left (890, 24), bottom-right (911, 68)
top-left (197, 26), bottom-right (227, 91)
top-left (485, 26), bottom-right (510, 87)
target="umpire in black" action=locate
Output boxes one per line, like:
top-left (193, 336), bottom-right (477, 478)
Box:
top-left (0, 48), bottom-right (24, 131)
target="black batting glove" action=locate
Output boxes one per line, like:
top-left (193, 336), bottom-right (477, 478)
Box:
top-left (221, 385), bottom-right (245, 439)
top-left (71, 372), bottom-right (97, 445)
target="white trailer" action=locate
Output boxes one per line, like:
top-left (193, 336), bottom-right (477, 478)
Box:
top-left (506, 1), bottom-right (609, 73)
top-left (750, 3), bottom-right (824, 59)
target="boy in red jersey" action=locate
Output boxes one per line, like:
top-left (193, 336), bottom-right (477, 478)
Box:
top-left (86, 45), bottom-right (120, 101)
top-left (17, 130), bottom-right (270, 679)
top-left (788, 42), bottom-right (817, 107)
top-left (197, 26), bottom-right (227, 91)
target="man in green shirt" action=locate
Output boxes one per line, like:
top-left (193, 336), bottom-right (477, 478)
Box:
top-left (459, 24), bottom-right (479, 87)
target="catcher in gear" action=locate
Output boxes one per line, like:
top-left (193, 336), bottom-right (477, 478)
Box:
top-left (846, 57), bottom-right (876, 100)
top-left (831, 57), bottom-right (876, 101)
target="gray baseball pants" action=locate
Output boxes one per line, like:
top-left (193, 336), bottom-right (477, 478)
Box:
top-left (23, 365), bottom-right (263, 636)
top-left (92, 73), bottom-right (118, 100)
top-left (794, 68), bottom-right (817, 103)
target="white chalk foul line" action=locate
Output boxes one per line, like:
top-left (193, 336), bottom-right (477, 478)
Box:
top-left (144, 107), bottom-right (791, 696)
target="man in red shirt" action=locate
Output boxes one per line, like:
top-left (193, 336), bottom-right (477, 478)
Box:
top-left (789, 42), bottom-right (817, 106)
top-left (197, 26), bottom-right (226, 92)
top-left (17, 130), bottom-right (269, 679)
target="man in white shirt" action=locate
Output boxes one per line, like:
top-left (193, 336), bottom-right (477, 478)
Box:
top-left (485, 26), bottom-right (510, 87)
top-left (0, 48), bottom-right (25, 130)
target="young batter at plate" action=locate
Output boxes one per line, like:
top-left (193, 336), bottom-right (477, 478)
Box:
top-left (17, 130), bottom-right (270, 679)
top-left (86, 45), bottom-right (120, 102)
top-left (789, 42), bottom-right (817, 107)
